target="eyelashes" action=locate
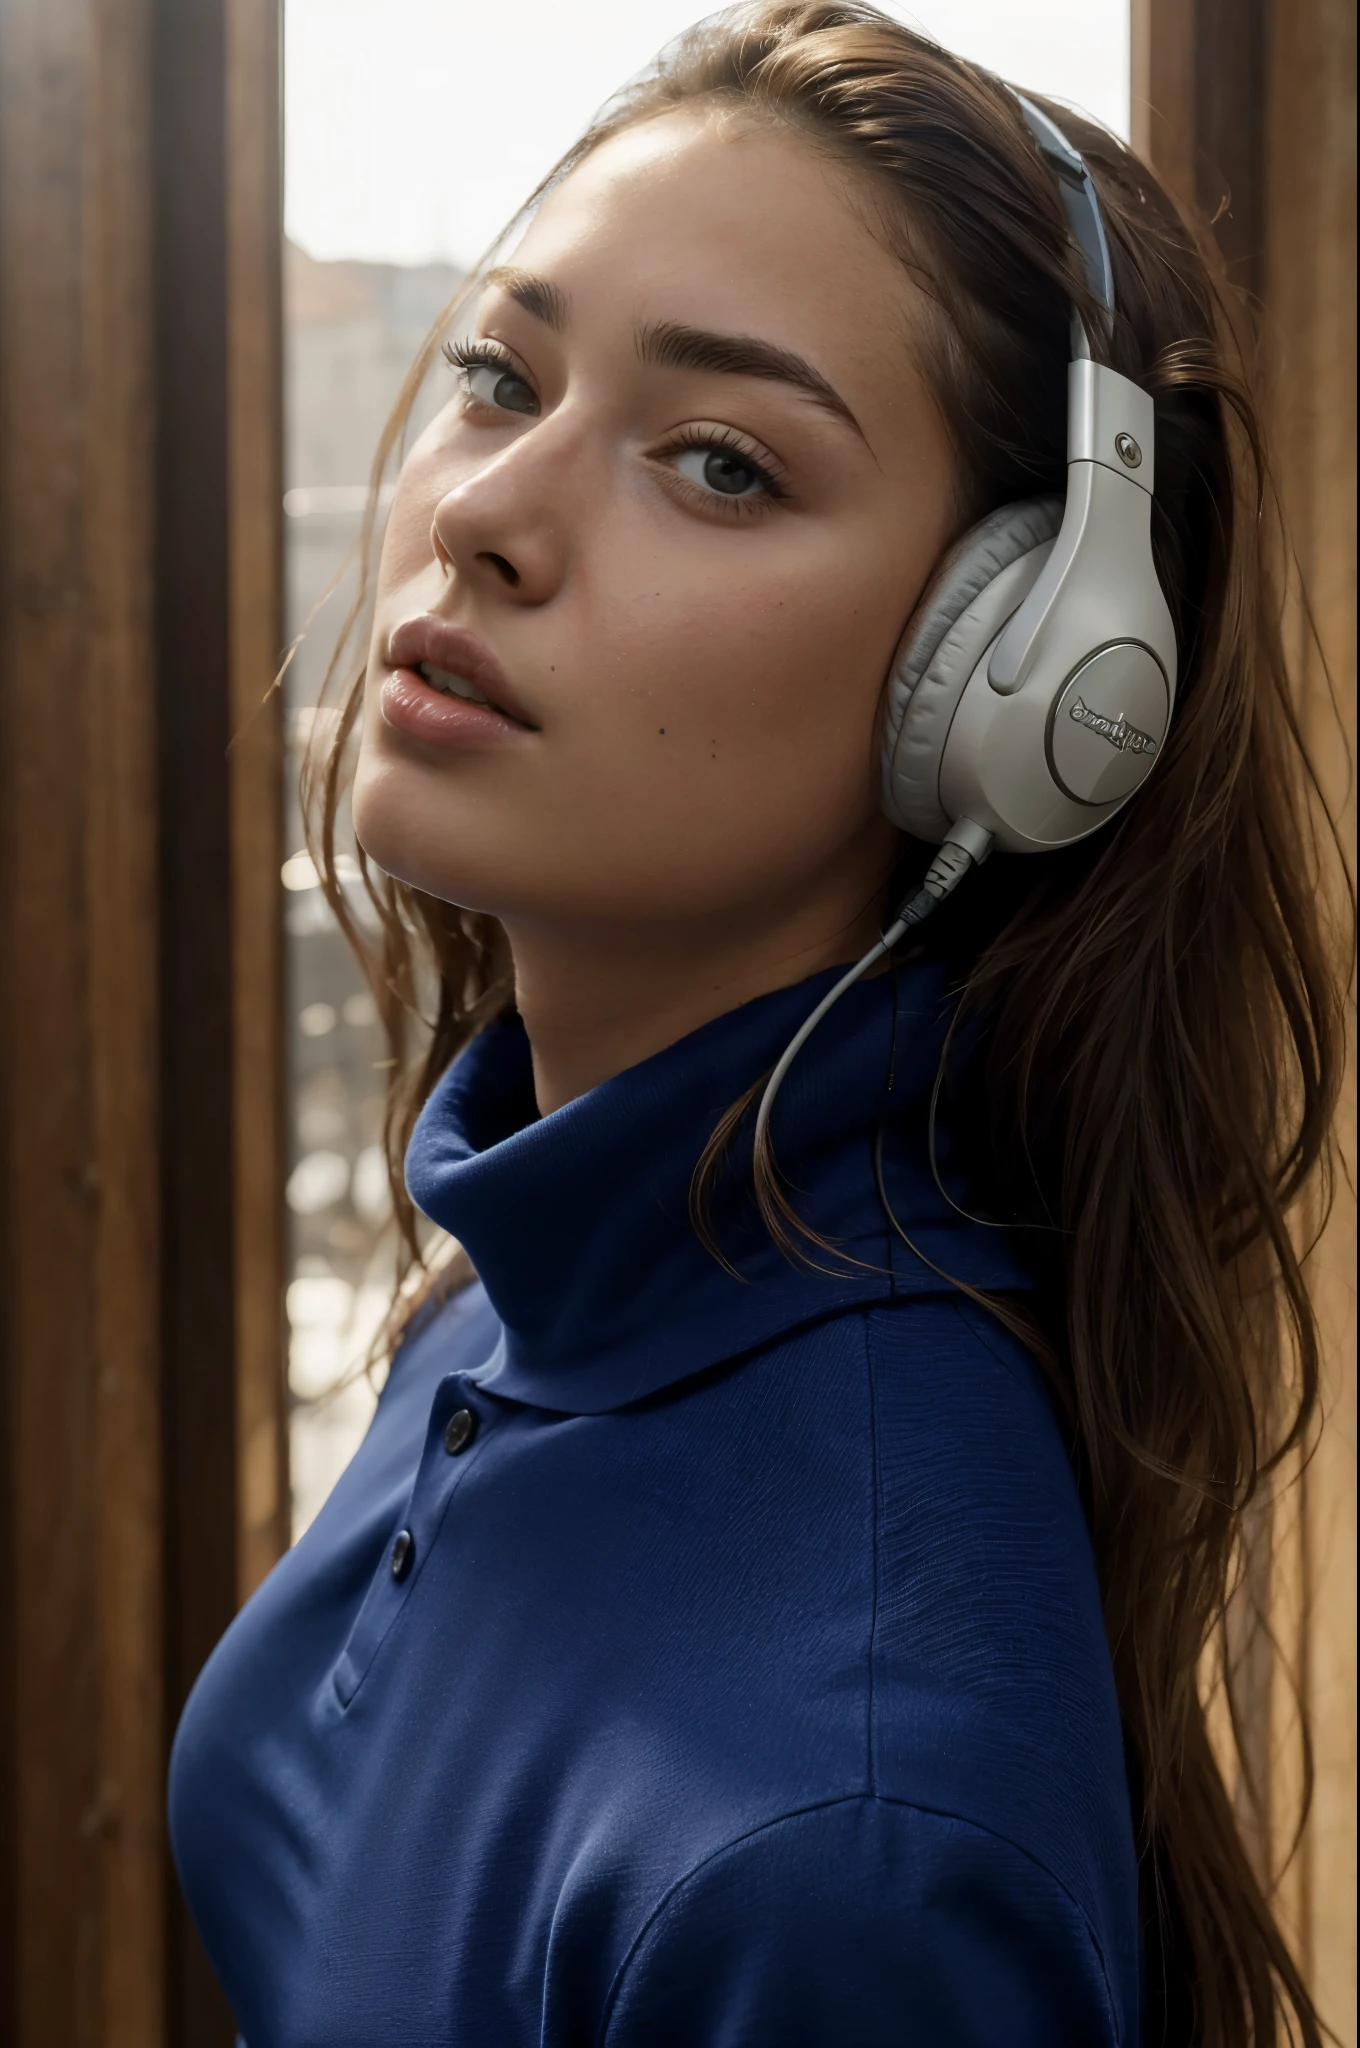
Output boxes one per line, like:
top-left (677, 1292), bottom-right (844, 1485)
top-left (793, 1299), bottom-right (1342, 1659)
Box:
top-left (662, 424), bottom-right (790, 509)
top-left (442, 335), bottom-right (516, 378)
top-left (442, 337), bottom-right (539, 415)
top-left (441, 337), bottom-right (792, 516)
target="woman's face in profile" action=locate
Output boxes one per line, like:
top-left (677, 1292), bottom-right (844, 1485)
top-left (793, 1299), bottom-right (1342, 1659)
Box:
top-left (354, 107), bottom-right (957, 933)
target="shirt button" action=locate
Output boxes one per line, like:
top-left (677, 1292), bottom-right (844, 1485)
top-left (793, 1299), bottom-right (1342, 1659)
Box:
top-left (443, 1407), bottom-right (477, 1456)
top-left (390, 1528), bottom-right (415, 1580)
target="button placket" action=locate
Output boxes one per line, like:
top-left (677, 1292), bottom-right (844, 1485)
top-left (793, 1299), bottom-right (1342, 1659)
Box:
top-left (332, 1375), bottom-right (490, 1708)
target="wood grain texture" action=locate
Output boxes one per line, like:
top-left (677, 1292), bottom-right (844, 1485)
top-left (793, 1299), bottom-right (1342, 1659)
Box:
top-left (1133, 0), bottom-right (1357, 2033)
top-left (0, 0), bottom-right (165, 2039)
top-left (2, 0), bottom-right (285, 2036)
top-left (151, 4), bottom-right (241, 2039)
top-left (1264, 0), bottom-right (1357, 2031)
top-left (1134, 0), bottom-right (1268, 291)
top-left (1131, 0), bottom-right (1196, 211)
top-left (85, 7), bottom-right (168, 2039)
top-left (0, 7), bottom-right (102, 2028)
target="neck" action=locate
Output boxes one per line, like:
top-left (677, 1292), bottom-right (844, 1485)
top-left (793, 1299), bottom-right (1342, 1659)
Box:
top-left (505, 856), bottom-right (895, 1116)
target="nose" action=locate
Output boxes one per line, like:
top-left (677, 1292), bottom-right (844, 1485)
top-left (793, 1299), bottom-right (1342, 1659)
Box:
top-left (429, 430), bottom-right (573, 607)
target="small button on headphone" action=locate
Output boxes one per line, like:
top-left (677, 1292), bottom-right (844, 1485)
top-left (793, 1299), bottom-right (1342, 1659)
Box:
top-left (756, 98), bottom-right (1179, 1158)
top-left (881, 96), bottom-right (1177, 859)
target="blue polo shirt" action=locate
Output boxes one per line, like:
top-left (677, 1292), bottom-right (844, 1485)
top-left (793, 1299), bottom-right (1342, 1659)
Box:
top-left (169, 958), bottom-right (1140, 2046)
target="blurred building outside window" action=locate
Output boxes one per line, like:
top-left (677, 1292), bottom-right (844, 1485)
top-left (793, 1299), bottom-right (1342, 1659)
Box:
top-left (282, 0), bottom-right (1130, 1540)
top-left (283, 244), bottom-right (460, 1536)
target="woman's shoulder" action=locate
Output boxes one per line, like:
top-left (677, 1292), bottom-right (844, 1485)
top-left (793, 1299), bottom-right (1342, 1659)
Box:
top-left (853, 1288), bottom-right (1091, 1589)
top-left (848, 1292), bottom-right (1137, 1986)
top-left (843, 1292), bottom-right (1123, 1768)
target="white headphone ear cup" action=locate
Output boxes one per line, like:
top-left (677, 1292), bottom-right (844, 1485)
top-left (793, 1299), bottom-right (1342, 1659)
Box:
top-left (882, 497), bottom-right (1063, 840)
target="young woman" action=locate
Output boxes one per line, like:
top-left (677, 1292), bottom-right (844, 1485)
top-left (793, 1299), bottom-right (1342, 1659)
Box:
top-left (169, 7), bottom-right (1346, 2044)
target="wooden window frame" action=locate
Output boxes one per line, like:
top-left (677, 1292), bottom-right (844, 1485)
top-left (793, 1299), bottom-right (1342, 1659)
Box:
top-left (1, 0), bottom-right (284, 2040)
top-left (1133, 0), bottom-right (1356, 2030)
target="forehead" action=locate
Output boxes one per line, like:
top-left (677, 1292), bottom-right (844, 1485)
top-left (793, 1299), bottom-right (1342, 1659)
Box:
top-left (506, 108), bottom-right (921, 384)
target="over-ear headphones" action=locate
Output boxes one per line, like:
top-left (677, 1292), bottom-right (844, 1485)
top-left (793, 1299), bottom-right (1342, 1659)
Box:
top-left (756, 99), bottom-right (1180, 1158)
top-left (881, 98), bottom-right (1177, 858)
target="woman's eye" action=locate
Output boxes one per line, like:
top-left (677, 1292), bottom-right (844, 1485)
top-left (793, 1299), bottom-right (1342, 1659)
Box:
top-left (672, 445), bottom-right (767, 499)
top-left (464, 361), bottom-right (539, 416)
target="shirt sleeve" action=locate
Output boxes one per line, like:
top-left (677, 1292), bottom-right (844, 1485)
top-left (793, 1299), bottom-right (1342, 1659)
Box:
top-left (600, 1796), bottom-right (1123, 2048)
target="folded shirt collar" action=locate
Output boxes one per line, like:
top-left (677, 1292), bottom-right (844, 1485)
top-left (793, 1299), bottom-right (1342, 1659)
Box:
top-left (405, 956), bottom-right (1033, 1413)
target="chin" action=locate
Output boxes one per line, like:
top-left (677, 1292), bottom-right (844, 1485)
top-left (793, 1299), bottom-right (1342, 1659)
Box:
top-left (351, 759), bottom-right (460, 905)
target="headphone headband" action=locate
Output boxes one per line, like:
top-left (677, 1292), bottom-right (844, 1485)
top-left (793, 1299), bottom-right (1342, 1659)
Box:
top-left (1014, 96), bottom-right (1114, 358)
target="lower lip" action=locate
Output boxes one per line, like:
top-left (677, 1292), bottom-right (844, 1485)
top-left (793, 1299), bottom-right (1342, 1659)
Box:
top-left (378, 667), bottom-right (531, 751)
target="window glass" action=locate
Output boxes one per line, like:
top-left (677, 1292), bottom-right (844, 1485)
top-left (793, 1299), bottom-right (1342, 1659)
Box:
top-left (283, 247), bottom-right (460, 1537)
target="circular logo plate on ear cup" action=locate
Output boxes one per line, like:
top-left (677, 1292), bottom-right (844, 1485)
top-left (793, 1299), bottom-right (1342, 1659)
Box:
top-left (1046, 642), bottom-right (1170, 806)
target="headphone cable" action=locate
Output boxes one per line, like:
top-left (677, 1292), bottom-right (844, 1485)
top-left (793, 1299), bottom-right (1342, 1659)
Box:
top-left (753, 822), bottom-right (993, 1158)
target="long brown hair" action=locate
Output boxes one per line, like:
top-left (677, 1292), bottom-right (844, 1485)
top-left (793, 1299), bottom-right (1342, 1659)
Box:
top-left (302, 7), bottom-right (1350, 2039)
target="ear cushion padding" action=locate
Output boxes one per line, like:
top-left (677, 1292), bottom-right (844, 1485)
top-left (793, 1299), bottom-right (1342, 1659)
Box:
top-left (882, 496), bottom-right (1063, 841)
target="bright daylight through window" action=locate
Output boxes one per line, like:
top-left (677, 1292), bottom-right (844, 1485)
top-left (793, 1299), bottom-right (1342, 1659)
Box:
top-left (281, 0), bottom-right (1131, 1539)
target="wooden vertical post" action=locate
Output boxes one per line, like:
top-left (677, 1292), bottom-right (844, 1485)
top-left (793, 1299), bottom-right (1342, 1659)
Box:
top-left (0, 1), bottom-right (166, 2039)
top-left (87, 11), bottom-right (170, 2035)
top-left (1263, 3), bottom-right (1357, 2033)
top-left (1132, 0), bottom-right (1269, 290)
top-left (155, 0), bottom-right (286, 2033)
top-left (1132, 0), bottom-right (1357, 2035)
top-left (0, 0), bottom-right (285, 2038)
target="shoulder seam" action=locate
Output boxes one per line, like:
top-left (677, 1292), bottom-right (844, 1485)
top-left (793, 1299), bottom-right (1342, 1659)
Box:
top-left (944, 1293), bottom-right (1040, 1398)
top-left (595, 1792), bottom-right (1121, 2047)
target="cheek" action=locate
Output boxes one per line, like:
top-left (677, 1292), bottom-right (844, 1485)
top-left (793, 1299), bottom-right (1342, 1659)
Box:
top-left (575, 523), bottom-right (908, 850)
top-left (353, 476), bottom-right (922, 923)
top-left (375, 454), bottom-right (446, 590)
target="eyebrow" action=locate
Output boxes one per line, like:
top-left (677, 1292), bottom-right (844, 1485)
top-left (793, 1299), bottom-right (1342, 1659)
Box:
top-left (482, 265), bottom-right (863, 439)
top-left (637, 319), bottom-right (864, 437)
top-left (483, 265), bottom-right (570, 332)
